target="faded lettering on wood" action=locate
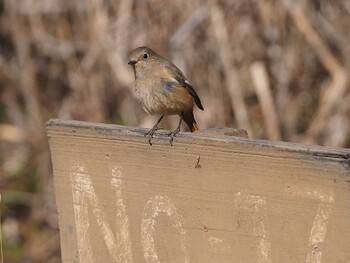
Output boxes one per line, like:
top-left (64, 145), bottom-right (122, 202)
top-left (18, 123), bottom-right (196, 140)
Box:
top-left (46, 119), bottom-right (350, 263)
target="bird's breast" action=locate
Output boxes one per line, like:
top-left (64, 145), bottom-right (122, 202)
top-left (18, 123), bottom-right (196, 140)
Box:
top-left (135, 78), bottom-right (194, 115)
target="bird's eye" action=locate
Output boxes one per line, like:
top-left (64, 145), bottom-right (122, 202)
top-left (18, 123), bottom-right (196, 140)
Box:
top-left (143, 53), bottom-right (149, 60)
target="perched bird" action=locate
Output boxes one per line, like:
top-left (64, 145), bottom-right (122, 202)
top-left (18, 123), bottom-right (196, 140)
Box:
top-left (128, 46), bottom-right (204, 145)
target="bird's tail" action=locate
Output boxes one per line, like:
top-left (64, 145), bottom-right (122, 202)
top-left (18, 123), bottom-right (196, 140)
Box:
top-left (183, 110), bottom-right (199, 132)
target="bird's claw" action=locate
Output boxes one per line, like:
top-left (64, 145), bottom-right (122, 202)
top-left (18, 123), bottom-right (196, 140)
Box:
top-left (167, 128), bottom-right (181, 146)
top-left (145, 127), bottom-right (163, 145)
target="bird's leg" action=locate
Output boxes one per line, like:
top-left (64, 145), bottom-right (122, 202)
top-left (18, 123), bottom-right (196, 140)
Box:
top-left (168, 112), bottom-right (183, 146)
top-left (145, 115), bottom-right (164, 145)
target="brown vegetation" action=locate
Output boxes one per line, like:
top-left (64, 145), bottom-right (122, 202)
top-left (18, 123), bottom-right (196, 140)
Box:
top-left (0, 0), bottom-right (349, 262)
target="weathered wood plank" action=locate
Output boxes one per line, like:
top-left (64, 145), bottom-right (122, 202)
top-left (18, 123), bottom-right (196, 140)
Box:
top-left (46, 119), bottom-right (350, 263)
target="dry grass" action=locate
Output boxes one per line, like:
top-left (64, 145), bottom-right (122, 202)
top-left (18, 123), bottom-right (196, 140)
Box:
top-left (0, 0), bottom-right (349, 261)
top-left (0, 194), bottom-right (3, 263)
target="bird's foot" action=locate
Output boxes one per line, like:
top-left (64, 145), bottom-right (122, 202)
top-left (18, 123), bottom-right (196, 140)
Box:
top-left (145, 127), bottom-right (163, 145)
top-left (167, 127), bottom-right (181, 146)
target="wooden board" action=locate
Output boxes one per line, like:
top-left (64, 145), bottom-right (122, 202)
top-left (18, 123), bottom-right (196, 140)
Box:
top-left (46, 119), bottom-right (350, 263)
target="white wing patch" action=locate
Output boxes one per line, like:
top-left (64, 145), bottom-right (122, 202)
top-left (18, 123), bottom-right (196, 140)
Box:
top-left (184, 80), bottom-right (191, 86)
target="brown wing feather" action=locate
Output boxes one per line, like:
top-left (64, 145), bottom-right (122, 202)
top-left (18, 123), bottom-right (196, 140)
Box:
top-left (184, 81), bottom-right (204, 110)
top-left (165, 64), bottom-right (204, 111)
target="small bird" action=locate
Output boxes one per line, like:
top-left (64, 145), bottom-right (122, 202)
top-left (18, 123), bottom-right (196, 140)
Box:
top-left (128, 46), bottom-right (204, 145)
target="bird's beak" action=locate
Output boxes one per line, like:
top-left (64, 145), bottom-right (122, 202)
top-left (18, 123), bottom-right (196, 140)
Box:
top-left (128, 60), bottom-right (137, 65)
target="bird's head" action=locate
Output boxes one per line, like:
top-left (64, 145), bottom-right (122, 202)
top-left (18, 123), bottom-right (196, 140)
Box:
top-left (128, 46), bottom-right (159, 71)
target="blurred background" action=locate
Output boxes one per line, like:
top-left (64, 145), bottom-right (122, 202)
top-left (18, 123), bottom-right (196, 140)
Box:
top-left (0, 0), bottom-right (349, 262)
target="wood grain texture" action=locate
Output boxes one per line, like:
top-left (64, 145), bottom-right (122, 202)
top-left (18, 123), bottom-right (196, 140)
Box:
top-left (46, 119), bottom-right (350, 263)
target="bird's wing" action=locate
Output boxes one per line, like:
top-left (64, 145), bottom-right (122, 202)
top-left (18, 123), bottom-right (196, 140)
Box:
top-left (183, 80), bottom-right (204, 110)
top-left (165, 65), bottom-right (204, 110)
